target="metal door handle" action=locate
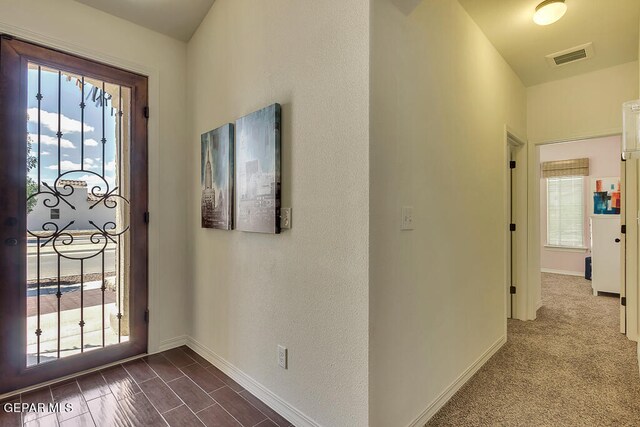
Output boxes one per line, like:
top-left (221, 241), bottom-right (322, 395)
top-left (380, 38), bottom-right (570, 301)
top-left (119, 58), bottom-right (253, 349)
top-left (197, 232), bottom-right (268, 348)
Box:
top-left (615, 238), bottom-right (621, 243)
top-left (4, 238), bottom-right (17, 246)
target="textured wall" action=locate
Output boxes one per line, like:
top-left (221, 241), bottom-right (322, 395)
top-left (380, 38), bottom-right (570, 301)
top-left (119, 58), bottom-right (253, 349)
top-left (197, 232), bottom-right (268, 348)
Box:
top-left (370, 0), bottom-right (527, 425)
top-left (186, 1), bottom-right (370, 425)
top-left (0, 0), bottom-right (190, 351)
top-left (527, 61), bottom-right (639, 144)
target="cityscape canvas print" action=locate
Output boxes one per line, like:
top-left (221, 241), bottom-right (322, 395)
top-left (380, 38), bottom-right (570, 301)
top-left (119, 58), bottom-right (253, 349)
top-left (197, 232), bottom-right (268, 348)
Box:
top-left (235, 104), bottom-right (281, 234)
top-left (592, 177), bottom-right (620, 215)
top-left (201, 124), bottom-right (234, 229)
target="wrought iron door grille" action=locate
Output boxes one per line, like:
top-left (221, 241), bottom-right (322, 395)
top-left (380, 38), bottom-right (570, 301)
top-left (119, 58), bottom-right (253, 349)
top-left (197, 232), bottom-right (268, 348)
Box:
top-left (25, 63), bottom-right (131, 366)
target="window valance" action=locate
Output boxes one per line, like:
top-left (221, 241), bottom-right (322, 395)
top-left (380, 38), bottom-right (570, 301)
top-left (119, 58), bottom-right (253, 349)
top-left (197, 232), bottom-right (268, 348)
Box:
top-left (541, 158), bottom-right (589, 178)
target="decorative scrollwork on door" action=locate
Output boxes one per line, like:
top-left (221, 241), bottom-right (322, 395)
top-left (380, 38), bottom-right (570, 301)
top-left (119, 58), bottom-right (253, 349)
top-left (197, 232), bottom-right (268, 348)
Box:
top-left (27, 171), bottom-right (130, 261)
top-left (26, 64), bottom-right (132, 365)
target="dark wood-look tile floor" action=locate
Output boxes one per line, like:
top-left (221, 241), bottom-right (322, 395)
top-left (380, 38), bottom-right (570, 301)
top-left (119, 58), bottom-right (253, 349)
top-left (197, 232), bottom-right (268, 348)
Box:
top-left (0, 347), bottom-right (294, 427)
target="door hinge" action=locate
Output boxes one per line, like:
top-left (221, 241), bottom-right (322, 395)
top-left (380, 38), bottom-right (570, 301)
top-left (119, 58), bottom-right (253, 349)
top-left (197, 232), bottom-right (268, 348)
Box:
top-left (144, 309), bottom-right (149, 323)
top-left (509, 160), bottom-right (516, 169)
top-left (510, 286), bottom-right (516, 294)
top-left (510, 223), bottom-right (516, 232)
top-left (621, 224), bottom-right (627, 234)
top-left (144, 212), bottom-right (150, 224)
top-left (621, 297), bottom-right (627, 307)
top-left (622, 154), bottom-right (627, 162)
top-left (4, 238), bottom-right (18, 247)
top-left (143, 106), bottom-right (149, 119)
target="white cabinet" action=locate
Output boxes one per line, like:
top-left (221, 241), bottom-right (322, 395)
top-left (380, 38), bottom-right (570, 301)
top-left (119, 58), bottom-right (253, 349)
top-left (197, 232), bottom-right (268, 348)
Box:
top-left (590, 216), bottom-right (621, 295)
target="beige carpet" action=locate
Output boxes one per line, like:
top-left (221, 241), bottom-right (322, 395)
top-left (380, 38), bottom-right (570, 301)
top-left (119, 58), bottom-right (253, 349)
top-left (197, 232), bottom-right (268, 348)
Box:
top-left (427, 273), bottom-right (640, 427)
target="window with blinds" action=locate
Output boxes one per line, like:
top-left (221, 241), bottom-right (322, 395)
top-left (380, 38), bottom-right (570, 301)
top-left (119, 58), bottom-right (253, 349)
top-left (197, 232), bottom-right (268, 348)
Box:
top-left (547, 176), bottom-right (585, 248)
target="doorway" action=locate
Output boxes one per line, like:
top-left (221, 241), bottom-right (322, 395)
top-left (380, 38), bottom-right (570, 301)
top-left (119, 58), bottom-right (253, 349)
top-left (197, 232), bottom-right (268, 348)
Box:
top-left (537, 135), bottom-right (626, 334)
top-left (506, 130), bottom-right (526, 320)
top-left (0, 37), bottom-right (149, 393)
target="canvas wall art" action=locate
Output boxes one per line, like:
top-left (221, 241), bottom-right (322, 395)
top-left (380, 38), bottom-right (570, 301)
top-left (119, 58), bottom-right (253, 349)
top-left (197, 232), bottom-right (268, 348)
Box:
top-left (235, 104), bottom-right (281, 234)
top-left (592, 177), bottom-right (620, 215)
top-left (201, 124), bottom-right (234, 230)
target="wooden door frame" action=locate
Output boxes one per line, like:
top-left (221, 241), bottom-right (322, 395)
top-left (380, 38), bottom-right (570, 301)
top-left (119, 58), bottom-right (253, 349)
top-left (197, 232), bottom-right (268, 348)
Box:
top-left (0, 36), bottom-right (149, 394)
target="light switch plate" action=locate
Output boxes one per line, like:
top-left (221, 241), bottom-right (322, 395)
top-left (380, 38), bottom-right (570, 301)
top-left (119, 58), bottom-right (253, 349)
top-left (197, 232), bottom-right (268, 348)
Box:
top-left (278, 345), bottom-right (288, 369)
top-left (281, 208), bottom-right (292, 229)
top-left (401, 206), bottom-right (414, 230)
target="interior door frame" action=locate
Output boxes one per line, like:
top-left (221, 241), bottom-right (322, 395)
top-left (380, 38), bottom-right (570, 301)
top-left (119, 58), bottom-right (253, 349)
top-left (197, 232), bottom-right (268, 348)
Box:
top-left (504, 126), bottom-right (528, 323)
top-left (526, 132), bottom-right (635, 340)
top-left (0, 35), bottom-right (149, 394)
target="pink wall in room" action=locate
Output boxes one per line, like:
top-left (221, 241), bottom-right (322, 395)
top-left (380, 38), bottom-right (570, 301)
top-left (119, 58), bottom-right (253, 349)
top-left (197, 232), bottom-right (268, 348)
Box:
top-left (539, 135), bottom-right (621, 274)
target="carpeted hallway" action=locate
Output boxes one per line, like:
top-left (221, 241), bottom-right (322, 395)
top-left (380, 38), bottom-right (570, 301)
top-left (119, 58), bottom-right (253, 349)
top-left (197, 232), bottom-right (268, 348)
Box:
top-left (428, 273), bottom-right (640, 426)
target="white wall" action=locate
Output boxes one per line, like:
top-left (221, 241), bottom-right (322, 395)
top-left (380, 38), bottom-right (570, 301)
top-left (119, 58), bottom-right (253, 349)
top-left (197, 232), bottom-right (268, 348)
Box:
top-left (527, 61), bottom-right (639, 144)
top-left (539, 136), bottom-right (621, 275)
top-left (186, 1), bottom-right (370, 426)
top-left (370, 0), bottom-right (527, 425)
top-left (0, 0), bottom-right (190, 351)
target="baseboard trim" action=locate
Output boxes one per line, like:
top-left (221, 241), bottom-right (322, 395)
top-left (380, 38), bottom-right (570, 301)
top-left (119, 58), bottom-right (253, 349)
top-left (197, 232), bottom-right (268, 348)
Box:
top-left (541, 268), bottom-right (584, 277)
top-left (186, 337), bottom-right (321, 427)
top-left (157, 335), bottom-right (189, 352)
top-left (407, 335), bottom-right (507, 427)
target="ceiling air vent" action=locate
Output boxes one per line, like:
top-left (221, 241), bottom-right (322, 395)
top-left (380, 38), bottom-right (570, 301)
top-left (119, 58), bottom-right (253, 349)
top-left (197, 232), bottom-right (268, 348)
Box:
top-left (554, 49), bottom-right (587, 65)
top-left (545, 42), bottom-right (594, 68)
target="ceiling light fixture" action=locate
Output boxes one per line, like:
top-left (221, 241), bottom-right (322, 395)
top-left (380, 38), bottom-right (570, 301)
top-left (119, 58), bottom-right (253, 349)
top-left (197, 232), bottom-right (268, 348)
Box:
top-left (533, 0), bottom-right (567, 26)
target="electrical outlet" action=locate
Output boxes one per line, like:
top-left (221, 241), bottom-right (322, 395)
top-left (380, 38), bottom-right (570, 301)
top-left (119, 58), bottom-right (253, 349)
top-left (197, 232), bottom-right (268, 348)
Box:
top-left (401, 206), bottom-right (414, 230)
top-left (281, 208), bottom-right (292, 229)
top-left (278, 345), bottom-right (288, 369)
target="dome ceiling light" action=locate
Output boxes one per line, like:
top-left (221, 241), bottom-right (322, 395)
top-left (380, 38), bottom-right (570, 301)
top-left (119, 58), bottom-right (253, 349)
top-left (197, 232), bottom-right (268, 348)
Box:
top-left (533, 0), bottom-right (567, 26)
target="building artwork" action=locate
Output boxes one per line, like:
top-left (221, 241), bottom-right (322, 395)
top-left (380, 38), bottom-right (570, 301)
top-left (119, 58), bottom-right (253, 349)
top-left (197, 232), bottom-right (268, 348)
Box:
top-left (201, 144), bottom-right (216, 228)
top-left (200, 123), bottom-right (234, 230)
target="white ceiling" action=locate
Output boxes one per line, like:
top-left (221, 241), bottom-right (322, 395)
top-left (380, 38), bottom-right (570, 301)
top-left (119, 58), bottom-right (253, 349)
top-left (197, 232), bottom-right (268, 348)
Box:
top-left (73, 0), bottom-right (215, 42)
top-left (458, 0), bottom-right (640, 87)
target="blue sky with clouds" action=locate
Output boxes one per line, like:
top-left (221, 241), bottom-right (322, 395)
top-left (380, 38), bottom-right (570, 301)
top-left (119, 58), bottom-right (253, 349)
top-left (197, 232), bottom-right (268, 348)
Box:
top-left (27, 67), bottom-right (119, 192)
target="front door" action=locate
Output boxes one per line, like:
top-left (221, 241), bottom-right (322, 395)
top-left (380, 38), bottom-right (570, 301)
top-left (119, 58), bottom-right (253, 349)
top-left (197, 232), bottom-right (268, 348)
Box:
top-left (0, 36), bottom-right (148, 394)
